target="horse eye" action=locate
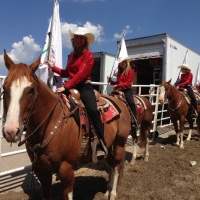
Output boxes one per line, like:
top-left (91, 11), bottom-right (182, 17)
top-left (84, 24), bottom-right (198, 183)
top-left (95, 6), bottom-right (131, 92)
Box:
top-left (28, 88), bottom-right (34, 94)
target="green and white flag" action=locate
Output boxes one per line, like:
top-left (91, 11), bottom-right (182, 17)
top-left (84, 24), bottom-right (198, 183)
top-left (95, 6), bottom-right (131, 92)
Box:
top-left (39, 0), bottom-right (62, 92)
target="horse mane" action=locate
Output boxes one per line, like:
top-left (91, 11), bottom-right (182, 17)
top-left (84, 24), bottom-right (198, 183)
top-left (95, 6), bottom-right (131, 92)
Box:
top-left (4, 63), bottom-right (33, 86)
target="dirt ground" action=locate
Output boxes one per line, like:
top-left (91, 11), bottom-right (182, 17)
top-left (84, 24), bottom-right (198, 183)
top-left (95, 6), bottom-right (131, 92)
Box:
top-left (1, 128), bottom-right (200, 200)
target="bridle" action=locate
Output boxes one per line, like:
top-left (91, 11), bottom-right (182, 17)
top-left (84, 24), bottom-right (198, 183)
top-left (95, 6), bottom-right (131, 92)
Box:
top-left (18, 74), bottom-right (63, 146)
top-left (163, 83), bottom-right (184, 111)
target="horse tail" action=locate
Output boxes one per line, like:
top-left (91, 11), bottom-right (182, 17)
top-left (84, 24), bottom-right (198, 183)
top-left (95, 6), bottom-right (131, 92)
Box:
top-left (139, 122), bottom-right (147, 148)
top-left (117, 152), bottom-right (126, 186)
top-left (196, 115), bottom-right (200, 135)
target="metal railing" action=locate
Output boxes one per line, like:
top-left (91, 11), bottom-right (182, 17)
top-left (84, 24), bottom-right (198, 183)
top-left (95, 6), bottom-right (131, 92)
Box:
top-left (0, 77), bottom-right (171, 177)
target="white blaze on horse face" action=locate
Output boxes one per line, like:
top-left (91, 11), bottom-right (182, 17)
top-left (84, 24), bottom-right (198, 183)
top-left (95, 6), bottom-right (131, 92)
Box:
top-left (159, 86), bottom-right (165, 104)
top-left (4, 77), bottom-right (31, 132)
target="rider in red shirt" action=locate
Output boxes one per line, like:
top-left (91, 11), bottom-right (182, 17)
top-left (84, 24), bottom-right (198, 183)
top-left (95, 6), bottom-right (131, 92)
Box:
top-left (176, 64), bottom-right (198, 117)
top-left (45, 27), bottom-right (107, 159)
top-left (108, 56), bottom-right (138, 129)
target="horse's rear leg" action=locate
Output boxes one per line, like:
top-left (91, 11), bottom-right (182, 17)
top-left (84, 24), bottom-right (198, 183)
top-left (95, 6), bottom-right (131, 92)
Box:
top-left (130, 130), bottom-right (139, 165)
top-left (105, 146), bottom-right (125, 200)
top-left (59, 161), bottom-right (74, 200)
top-left (33, 164), bottom-right (52, 200)
top-left (186, 117), bottom-right (194, 141)
top-left (139, 125), bottom-right (150, 162)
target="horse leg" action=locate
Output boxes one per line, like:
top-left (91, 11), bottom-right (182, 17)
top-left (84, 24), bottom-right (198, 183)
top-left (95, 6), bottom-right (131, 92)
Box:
top-left (32, 164), bottom-right (52, 200)
top-left (171, 119), bottom-right (180, 146)
top-left (143, 135), bottom-right (150, 162)
top-left (186, 117), bottom-right (194, 141)
top-left (130, 130), bottom-right (139, 165)
top-left (139, 124), bottom-right (150, 162)
top-left (105, 146), bottom-right (125, 200)
top-left (179, 118), bottom-right (185, 149)
top-left (59, 161), bottom-right (74, 200)
top-left (105, 166), bottom-right (119, 200)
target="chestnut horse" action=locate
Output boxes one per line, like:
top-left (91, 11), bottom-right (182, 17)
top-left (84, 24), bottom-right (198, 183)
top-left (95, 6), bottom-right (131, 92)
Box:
top-left (130, 95), bottom-right (153, 164)
top-left (2, 50), bottom-right (131, 200)
top-left (158, 79), bottom-right (200, 149)
top-left (110, 91), bottom-right (153, 164)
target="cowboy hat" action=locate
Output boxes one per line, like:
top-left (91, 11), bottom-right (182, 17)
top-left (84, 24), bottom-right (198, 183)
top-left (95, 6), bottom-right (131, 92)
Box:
top-left (178, 64), bottom-right (191, 70)
top-left (69, 27), bottom-right (95, 45)
top-left (117, 56), bottom-right (132, 63)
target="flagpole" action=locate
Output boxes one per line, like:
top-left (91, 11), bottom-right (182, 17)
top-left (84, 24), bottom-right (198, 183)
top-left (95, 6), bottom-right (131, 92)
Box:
top-left (47, 0), bottom-right (56, 61)
top-left (47, 0), bottom-right (58, 89)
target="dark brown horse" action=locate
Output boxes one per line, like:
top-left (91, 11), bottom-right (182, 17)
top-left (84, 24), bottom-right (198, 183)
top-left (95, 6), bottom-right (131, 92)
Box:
top-left (158, 79), bottom-right (200, 149)
top-left (2, 50), bottom-right (131, 200)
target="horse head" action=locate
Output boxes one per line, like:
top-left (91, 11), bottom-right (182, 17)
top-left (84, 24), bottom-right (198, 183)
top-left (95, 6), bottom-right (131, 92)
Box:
top-left (2, 49), bottom-right (41, 143)
top-left (158, 79), bottom-right (174, 104)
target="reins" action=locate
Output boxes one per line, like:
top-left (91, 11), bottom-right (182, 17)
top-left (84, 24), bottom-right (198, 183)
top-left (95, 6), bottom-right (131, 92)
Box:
top-left (18, 93), bottom-right (61, 146)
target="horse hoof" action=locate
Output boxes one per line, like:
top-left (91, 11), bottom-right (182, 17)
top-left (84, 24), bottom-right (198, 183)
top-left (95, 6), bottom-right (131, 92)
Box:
top-left (173, 143), bottom-right (180, 147)
top-left (180, 146), bottom-right (184, 149)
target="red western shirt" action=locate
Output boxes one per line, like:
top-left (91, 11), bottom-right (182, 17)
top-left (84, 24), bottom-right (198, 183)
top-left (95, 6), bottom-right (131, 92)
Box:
top-left (177, 72), bottom-right (193, 87)
top-left (110, 69), bottom-right (134, 90)
top-left (52, 49), bottom-right (94, 89)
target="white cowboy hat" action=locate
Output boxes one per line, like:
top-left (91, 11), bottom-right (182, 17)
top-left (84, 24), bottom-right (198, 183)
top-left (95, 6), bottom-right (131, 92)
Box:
top-left (117, 56), bottom-right (132, 63)
top-left (178, 64), bottom-right (191, 70)
top-left (69, 27), bottom-right (95, 45)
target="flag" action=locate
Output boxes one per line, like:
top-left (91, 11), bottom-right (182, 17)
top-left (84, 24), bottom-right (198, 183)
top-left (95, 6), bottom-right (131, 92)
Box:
top-left (110, 34), bottom-right (128, 81)
top-left (170, 44), bottom-right (177, 50)
top-left (39, 0), bottom-right (62, 92)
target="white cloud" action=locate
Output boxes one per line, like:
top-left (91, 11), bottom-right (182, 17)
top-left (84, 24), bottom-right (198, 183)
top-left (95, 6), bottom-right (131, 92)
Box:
top-left (113, 25), bottom-right (133, 40)
top-left (0, 35), bottom-right (41, 75)
top-left (61, 21), bottom-right (105, 49)
top-left (0, 21), bottom-right (105, 75)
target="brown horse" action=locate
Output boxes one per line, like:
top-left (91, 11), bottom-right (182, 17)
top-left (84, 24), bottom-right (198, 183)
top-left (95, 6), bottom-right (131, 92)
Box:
top-left (2, 50), bottom-right (131, 200)
top-left (109, 90), bottom-right (153, 164)
top-left (158, 79), bottom-right (200, 149)
top-left (130, 95), bottom-right (153, 164)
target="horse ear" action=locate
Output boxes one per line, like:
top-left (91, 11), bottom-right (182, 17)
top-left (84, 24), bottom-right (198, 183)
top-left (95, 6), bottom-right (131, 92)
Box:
top-left (167, 79), bottom-right (172, 84)
top-left (29, 54), bottom-right (41, 73)
top-left (4, 49), bottom-right (14, 70)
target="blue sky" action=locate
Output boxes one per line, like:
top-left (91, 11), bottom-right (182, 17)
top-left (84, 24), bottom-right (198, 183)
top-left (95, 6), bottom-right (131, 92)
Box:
top-left (0, 0), bottom-right (200, 76)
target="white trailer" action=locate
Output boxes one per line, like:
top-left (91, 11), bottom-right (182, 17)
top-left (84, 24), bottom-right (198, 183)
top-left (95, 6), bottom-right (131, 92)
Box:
top-left (124, 33), bottom-right (200, 94)
top-left (91, 52), bottom-right (115, 94)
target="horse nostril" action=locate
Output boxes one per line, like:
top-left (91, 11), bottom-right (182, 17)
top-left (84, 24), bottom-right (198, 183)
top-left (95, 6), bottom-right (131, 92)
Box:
top-left (16, 128), bottom-right (20, 136)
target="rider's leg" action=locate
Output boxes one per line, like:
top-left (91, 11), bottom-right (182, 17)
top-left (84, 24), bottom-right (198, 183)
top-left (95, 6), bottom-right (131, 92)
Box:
top-left (123, 88), bottom-right (138, 128)
top-left (186, 86), bottom-right (198, 116)
top-left (77, 83), bottom-right (107, 157)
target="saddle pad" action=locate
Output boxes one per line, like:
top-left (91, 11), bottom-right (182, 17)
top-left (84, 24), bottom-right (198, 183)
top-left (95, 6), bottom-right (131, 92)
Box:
top-left (136, 102), bottom-right (144, 115)
top-left (100, 105), bottom-right (120, 123)
top-left (133, 96), bottom-right (145, 115)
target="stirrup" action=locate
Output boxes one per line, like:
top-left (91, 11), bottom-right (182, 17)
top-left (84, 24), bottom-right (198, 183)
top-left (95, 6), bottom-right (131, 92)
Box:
top-left (194, 109), bottom-right (198, 117)
top-left (99, 139), bottom-right (108, 159)
top-left (91, 137), bottom-right (98, 164)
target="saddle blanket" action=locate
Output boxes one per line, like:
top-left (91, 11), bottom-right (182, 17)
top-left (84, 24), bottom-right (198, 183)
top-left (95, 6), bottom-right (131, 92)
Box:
top-left (61, 93), bottom-right (120, 124)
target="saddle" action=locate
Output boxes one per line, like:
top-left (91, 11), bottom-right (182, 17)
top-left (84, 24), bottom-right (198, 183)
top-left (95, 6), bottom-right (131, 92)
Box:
top-left (61, 89), bottom-right (120, 163)
top-left (110, 89), bottom-right (146, 116)
top-left (179, 88), bottom-right (191, 105)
